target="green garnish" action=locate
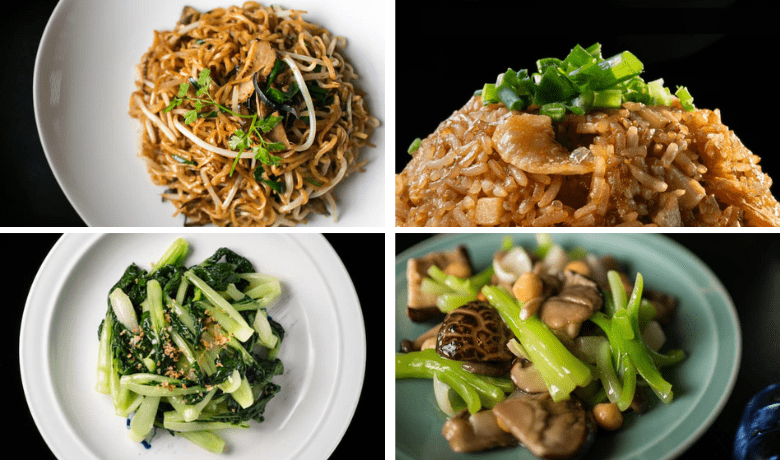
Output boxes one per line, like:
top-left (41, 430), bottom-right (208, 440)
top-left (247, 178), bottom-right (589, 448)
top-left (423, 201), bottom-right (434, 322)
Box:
top-left (407, 138), bottom-right (422, 155)
top-left (478, 43), bottom-right (696, 120)
top-left (163, 68), bottom-right (286, 177)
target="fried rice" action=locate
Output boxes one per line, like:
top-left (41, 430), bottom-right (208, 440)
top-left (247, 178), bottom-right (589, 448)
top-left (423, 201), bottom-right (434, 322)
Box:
top-left (395, 96), bottom-right (780, 227)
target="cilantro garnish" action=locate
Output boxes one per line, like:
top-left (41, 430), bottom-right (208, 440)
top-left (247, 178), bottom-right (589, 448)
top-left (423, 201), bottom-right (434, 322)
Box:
top-left (164, 68), bottom-right (287, 179)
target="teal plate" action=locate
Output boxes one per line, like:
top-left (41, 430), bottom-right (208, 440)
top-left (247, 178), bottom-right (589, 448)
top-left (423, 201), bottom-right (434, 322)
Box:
top-left (395, 233), bottom-right (741, 460)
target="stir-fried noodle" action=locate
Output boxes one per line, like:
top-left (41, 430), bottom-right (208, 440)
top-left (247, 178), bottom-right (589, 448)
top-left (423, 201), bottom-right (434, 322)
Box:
top-left (130, 3), bottom-right (378, 226)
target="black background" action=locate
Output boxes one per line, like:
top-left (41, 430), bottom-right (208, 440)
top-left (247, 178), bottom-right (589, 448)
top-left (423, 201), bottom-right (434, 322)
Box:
top-left (2, 1), bottom-right (84, 226)
top-left (10, 234), bottom-right (379, 459)
top-left (397, 232), bottom-right (780, 459)
top-left (395, 5), bottom-right (779, 180)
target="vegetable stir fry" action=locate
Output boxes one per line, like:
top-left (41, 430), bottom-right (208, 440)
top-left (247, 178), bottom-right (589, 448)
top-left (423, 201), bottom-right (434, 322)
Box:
top-left (96, 238), bottom-right (285, 453)
top-left (397, 234), bottom-right (685, 458)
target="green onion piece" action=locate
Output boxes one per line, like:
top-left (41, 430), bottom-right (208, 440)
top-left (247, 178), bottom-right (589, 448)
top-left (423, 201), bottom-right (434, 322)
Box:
top-left (592, 89), bottom-right (623, 108)
top-left (648, 79), bottom-right (675, 106)
top-left (539, 102), bottom-right (567, 122)
top-left (498, 86), bottom-right (526, 112)
top-left (675, 86), bottom-right (696, 111)
top-left (407, 138), bottom-right (422, 155)
top-left (481, 83), bottom-right (499, 105)
top-left (497, 68), bottom-right (519, 90)
top-left (534, 66), bottom-right (577, 106)
top-left (562, 44), bottom-right (597, 71)
top-left (536, 57), bottom-right (563, 73)
top-left (570, 91), bottom-right (594, 114)
top-left (586, 51), bottom-right (644, 91)
top-left (473, 44), bottom-right (692, 119)
top-left (584, 42), bottom-right (603, 59)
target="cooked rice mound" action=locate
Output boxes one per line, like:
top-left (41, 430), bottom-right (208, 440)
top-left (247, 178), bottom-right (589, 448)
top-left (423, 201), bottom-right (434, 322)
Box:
top-left (396, 96), bottom-right (780, 227)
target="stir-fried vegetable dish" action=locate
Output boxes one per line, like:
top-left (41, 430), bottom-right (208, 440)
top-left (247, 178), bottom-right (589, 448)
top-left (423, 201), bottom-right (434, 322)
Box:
top-left (96, 238), bottom-right (285, 453)
top-left (397, 234), bottom-right (685, 458)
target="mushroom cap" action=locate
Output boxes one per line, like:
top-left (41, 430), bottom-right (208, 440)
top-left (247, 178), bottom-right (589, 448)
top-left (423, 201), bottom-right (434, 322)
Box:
top-left (436, 301), bottom-right (514, 362)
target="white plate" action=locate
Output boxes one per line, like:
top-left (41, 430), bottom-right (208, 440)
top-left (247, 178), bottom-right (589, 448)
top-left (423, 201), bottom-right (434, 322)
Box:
top-left (33, 0), bottom-right (385, 227)
top-left (20, 233), bottom-right (366, 459)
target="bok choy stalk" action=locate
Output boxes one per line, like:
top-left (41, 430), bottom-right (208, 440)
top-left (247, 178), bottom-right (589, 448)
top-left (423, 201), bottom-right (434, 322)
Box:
top-left (95, 238), bottom-right (285, 454)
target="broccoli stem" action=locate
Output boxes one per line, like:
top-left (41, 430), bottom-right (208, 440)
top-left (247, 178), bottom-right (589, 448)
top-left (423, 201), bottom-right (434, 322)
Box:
top-left (395, 349), bottom-right (508, 413)
top-left (482, 285), bottom-right (592, 402)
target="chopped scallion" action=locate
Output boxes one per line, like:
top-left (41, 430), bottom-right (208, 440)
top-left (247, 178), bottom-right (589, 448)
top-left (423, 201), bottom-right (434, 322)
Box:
top-left (675, 86), bottom-right (696, 111)
top-left (408, 138), bottom-right (422, 155)
top-left (474, 43), bottom-right (696, 121)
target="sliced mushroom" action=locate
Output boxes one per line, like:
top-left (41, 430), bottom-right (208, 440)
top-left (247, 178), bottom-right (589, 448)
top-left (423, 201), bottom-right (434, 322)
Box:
top-left (399, 323), bottom-right (443, 353)
top-left (233, 80), bottom-right (256, 106)
top-left (177, 6), bottom-right (200, 26)
top-left (406, 246), bottom-right (473, 322)
top-left (539, 270), bottom-right (603, 338)
top-left (442, 409), bottom-right (519, 453)
top-left (492, 393), bottom-right (595, 459)
top-left (237, 40), bottom-right (277, 82)
top-left (510, 359), bottom-right (549, 394)
top-left (461, 361), bottom-right (514, 377)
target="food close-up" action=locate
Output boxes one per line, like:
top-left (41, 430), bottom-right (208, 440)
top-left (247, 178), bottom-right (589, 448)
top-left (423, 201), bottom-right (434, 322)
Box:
top-left (396, 41), bottom-right (780, 227)
top-left (130, 3), bottom-right (379, 226)
top-left (393, 232), bottom-right (780, 460)
top-left (397, 234), bottom-right (690, 458)
top-left (96, 237), bottom-right (285, 453)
